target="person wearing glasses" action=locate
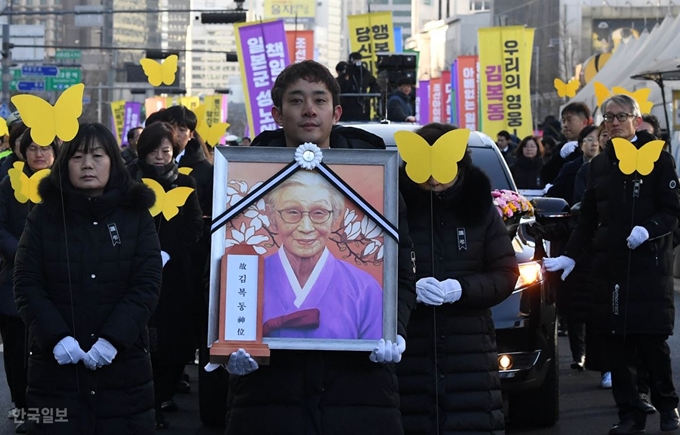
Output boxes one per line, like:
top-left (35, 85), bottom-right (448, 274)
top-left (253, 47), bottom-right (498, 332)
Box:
top-left (261, 170), bottom-right (383, 339)
top-left (545, 94), bottom-right (680, 435)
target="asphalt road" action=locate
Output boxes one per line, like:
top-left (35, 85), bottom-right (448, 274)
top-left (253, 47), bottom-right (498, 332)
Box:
top-left (1, 294), bottom-right (680, 434)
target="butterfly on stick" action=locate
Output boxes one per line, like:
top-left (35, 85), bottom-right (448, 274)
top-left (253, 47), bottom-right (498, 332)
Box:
top-left (8, 162), bottom-right (50, 204)
top-left (140, 55), bottom-right (179, 87)
top-left (553, 78), bottom-right (580, 98)
top-left (611, 138), bottom-right (665, 176)
top-left (142, 178), bottom-right (194, 220)
top-left (394, 129), bottom-right (471, 184)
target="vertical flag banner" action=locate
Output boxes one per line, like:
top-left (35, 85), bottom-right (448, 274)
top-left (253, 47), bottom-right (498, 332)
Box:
top-left (456, 55), bottom-right (479, 130)
top-left (285, 30), bottom-right (314, 63)
top-left (110, 100), bottom-right (126, 144)
top-left (441, 70), bottom-right (452, 124)
top-left (451, 60), bottom-right (459, 126)
top-left (121, 102), bottom-right (142, 146)
top-left (221, 94), bottom-right (229, 123)
top-left (478, 26), bottom-right (534, 138)
top-left (348, 12), bottom-right (396, 77)
top-left (394, 27), bottom-right (403, 53)
top-left (417, 79), bottom-right (430, 124)
top-left (204, 95), bottom-right (223, 127)
top-left (144, 97), bottom-right (165, 122)
top-left (235, 19), bottom-right (290, 137)
top-left (429, 77), bottom-right (442, 123)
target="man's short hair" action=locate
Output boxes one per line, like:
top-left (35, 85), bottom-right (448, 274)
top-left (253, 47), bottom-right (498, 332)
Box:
top-left (126, 126), bottom-right (143, 142)
top-left (161, 105), bottom-right (198, 132)
top-left (601, 94), bottom-right (641, 118)
top-left (335, 61), bottom-right (348, 74)
top-left (396, 77), bottom-right (413, 87)
top-left (145, 109), bottom-right (165, 126)
top-left (497, 130), bottom-right (511, 140)
top-left (561, 101), bottom-right (591, 120)
top-left (349, 52), bottom-right (362, 62)
top-left (641, 114), bottom-right (661, 138)
top-left (271, 60), bottom-right (341, 109)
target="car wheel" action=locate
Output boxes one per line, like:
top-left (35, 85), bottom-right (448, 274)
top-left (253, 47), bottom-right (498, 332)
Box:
top-left (509, 323), bottom-right (560, 427)
top-left (198, 345), bottom-right (229, 427)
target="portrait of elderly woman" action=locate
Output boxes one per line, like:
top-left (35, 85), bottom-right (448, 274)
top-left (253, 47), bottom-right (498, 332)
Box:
top-left (261, 170), bottom-right (383, 340)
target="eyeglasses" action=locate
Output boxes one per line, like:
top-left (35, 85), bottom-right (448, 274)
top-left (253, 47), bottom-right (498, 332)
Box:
top-left (603, 113), bottom-right (634, 123)
top-left (583, 137), bottom-right (598, 143)
top-left (26, 145), bottom-right (53, 155)
top-left (277, 208), bottom-right (333, 224)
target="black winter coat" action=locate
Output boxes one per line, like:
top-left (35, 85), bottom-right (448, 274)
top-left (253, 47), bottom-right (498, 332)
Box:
top-left (398, 165), bottom-right (519, 435)
top-left (0, 153), bottom-right (20, 183)
top-left (547, 155), bottom-right (586, 206)
top-left (0, 168), bottom-right (35, 317)
top-left (510, 155), bottom-right (543, 189)
top-left (228, 127), bottom-right (417, 435)
top-left (565, 131), bottom-right (680, 335)
top-left (13, 178), bottom-right (162, 434)
top-left (179, 138), bottom-right (213, 217)
top-left (128, 162), bottom-right (203, 363)
top-left (387, 90), bottom-right (413, 122)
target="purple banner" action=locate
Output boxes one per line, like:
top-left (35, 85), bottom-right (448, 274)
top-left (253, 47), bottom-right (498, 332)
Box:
top-left (236, 20), bottom-right (290, 137)
top-left (416, 80), bottom-right (430, 125)
top-left (122, 102), bottom-right (142, 146)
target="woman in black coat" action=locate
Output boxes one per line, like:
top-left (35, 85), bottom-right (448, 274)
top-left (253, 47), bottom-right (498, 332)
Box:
top-left (13, 123), bottom-right (162, 434)
top-left (0, 131), bottom-right (58, 432)
top-left (127, 121), bottom-right (203, 429)
top-left (397, 123), bottom-right (519, 435)
top-left (510, 135), bottom-right (544, 189)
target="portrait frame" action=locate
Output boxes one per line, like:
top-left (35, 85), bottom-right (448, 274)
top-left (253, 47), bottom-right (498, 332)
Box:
top-left (208, 146), bottom-right (400, 353)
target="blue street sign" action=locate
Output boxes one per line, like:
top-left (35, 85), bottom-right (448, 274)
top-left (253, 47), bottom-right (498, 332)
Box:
top-left (17, 81), bottom-right (45, 92)
top-left (21, 65), bottom-right (58, 77)
top-left (0, 103), bottom-right (10, 119)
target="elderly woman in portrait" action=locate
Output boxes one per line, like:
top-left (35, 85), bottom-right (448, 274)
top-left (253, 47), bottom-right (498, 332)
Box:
top-left (262, 170), bottom-right (383, 339)
top-left (13, 122), bottom-right (162, 434)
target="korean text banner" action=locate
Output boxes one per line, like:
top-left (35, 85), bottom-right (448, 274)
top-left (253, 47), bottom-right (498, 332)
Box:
top-left (456, 55), bottom-right (479, 130)
top-left (110, 100), bottom-right (125, 144)
top-left (121, 102), bottom-right (141, 146)
top-left (348, 12), bottom-right (395, 76)
top-left (286, 30), bottom-right (314, 64)
top-left (264, 0), bottom-right (315, 22)
top-left (235, 20), bottom-right (290, 138)
top-left (416, 80), bottom-right (430, 124)
top-left (429, 77), bottom-right (443, 124)
top-left (478, 26), bottom-right (534, 138)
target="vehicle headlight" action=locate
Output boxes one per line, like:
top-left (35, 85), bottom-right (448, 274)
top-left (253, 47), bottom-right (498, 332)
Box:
top-left (498, 354), bottom-right (513, 370)
top-left (515, 261), bottom-right (543, 290)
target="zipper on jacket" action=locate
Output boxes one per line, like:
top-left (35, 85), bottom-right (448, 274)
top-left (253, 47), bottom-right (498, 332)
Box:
top-left (612, 284), bottom-right (620, 316)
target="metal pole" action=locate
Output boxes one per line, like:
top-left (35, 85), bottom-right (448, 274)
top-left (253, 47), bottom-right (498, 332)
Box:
top-left (658, 78), bottom-right (672, 154)
top-left (97, 83), bottom-right (102, 124)
top-left (2, 24), bottom-right (10, 106)
top-left (534, 46), bottom-right (539, 131)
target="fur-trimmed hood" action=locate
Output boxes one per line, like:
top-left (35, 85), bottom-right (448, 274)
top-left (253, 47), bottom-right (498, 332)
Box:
top-left (37, 176), bottom-right (156, 217)
top-left (400, 164), bottom-right (493, 226)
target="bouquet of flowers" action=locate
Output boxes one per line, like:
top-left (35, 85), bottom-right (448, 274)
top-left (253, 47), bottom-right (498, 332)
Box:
top-left (492, 189), bottom-right (533, 224)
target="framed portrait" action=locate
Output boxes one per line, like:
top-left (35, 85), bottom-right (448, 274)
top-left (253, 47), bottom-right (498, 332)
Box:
top-left (208, 146), bottom-right (400, 353)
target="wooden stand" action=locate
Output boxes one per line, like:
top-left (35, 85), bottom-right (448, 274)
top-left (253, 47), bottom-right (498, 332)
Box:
top-left (210, 244), bottom-right (270, 365)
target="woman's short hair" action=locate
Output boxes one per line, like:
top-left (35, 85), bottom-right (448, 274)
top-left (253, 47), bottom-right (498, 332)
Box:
top-left (136, 122), bottom-right (180, 161)
top-left (517, 135), bottom-right (544, 158)
top-left (49, 123), bottom-right (130, 191)
top-left (413, 123), bottom-right (473, 170)
top-left (19, 129), bottom-right (59, 162)
top-left (577, 125), bottom-right (599, 145)
top-left (8, 122), bottom-right (28, 155)
top-left (264, 171), bottom-right (346, 224)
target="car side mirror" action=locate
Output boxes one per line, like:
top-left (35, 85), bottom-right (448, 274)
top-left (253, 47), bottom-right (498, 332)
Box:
top-left (531, 197), bottom-right (571, 222)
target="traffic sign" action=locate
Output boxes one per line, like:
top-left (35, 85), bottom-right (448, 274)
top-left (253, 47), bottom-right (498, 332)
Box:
top-left (45, 68), bottom-right (81, 91)
top-left (17, 81), bottom-right (45, 92)
top-left (55, 50), bottom-right (82, 61)
top-left (21, 65), bottom-right (58, 77)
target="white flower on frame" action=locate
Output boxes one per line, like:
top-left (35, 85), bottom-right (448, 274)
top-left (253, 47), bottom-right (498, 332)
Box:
top-left (294, 143), bottom-right (323, 170)
top-left (225, 222), bottom-right (269, 254)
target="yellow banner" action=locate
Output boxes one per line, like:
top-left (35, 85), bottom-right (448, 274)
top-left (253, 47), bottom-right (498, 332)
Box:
top-left (180, 96), bottom-right (200, 111)
top-left (204, 95), bottom-right (223, 126)
top-left (347, 12), bottom-right (395, 76)
top-left (110, 100), bottom-right (126, 144)
top-left (264, 0), bottom-right (315, 19)
top-left (478, 26), bottom-right (534, 139)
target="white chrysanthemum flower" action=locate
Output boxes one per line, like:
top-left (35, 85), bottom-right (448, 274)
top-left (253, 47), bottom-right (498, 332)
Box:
top-left (294, 143), bottom-right (323, 170)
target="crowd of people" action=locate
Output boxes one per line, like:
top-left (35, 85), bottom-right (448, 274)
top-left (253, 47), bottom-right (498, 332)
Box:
top-left (0, 58), bottom-right (675, 435)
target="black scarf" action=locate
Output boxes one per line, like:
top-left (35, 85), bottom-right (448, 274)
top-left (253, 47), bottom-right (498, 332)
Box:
top-left (135, 160), bottom-right (179, 189)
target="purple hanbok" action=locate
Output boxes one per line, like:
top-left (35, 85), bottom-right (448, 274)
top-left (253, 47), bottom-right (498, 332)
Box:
top-left (263, 247), bottom-right (383, 339)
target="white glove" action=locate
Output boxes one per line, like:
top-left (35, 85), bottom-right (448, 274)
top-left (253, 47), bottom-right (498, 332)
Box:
top-left (560, 141), bottom-right (578, 159)
top-left (543, 183), bottom-right (553, 194)
top-left (627, 226), bottom-right (649, 250)
top-left (369, 335), bottom-right (406, 363)
top-left (83, 338), bottom-right (117, 370)
top-left (226, 348), bottom-right (259, 375)
top-left (53, 336), bottom-right (87, 365)
top-left (543, 255), bottom-right (576, 281)
top-left (204, 363), bottom-right (227, 372)
top-left (416, 277), bottom-right (462, 305)
top-left (161, 250), bottom-right (170, 267)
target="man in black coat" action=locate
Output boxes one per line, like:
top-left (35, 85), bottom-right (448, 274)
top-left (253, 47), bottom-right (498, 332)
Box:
top-left (541, 102), bottom-right (591, 186)
top-left (387, 77), bottom-right (416, 123)
top-left (339, 52), bottom-right (381, 122)
top-left (546, 94), bottom-right (680, 435)
top-left (218, 60), bottom-right (417, 435)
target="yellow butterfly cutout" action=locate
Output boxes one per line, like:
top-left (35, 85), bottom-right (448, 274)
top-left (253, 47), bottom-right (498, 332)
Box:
top-left (198, 122), bottom-right (230, 147)
top-left (11, 83), bottom-right (84, 146)
top-left (554, 78), bottom-right (580, 98)
top-left (139, 55), bottom-right (179, 87)
top-left (194, 104), bottom-right (207, 134)
top-left (394, 129), bottom-right (471, 184)
top-left (594, 82), bottom-right (653, 114)
top-left (8, 161), bottom-right (50, 204)
top-left (142, 177), bottom-right (194, 220)
top-left (178, 167), bottom-right (193, 175)
top-left (611, 138), bottom-right (665, 176)
top-left (0, 119), bottom-right (8, 137)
